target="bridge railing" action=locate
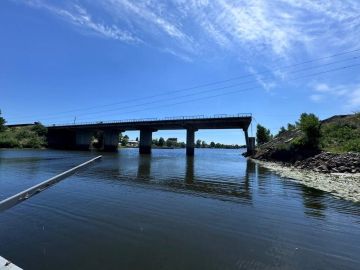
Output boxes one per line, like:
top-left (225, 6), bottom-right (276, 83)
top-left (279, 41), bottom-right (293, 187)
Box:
top-left (48, 113), bottom-right (252, 127)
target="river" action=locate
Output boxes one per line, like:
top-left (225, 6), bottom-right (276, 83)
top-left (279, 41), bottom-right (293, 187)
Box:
top-left (0, 148), bottom-right (359, 269)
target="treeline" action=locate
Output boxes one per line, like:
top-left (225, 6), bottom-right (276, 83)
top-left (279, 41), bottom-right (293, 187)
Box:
top-left (119, 133), bottom-right (242, 149)
top-left (0, 110), bottom-right (48, 148)
top-left (195, 140), bottom-right (242, 149)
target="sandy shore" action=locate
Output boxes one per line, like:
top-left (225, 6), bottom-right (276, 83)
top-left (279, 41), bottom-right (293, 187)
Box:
top-left (251, 159), bottom-right (360, 203)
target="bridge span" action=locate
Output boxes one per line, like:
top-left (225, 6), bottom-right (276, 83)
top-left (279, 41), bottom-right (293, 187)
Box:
top-left (46, 114), bottom-right (254, 156)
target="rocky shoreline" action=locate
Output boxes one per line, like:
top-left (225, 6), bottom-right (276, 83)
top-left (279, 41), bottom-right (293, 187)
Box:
top-left (254, 151), bottom-right (360, 174)
top-left (293, 152), bottom-right (360, 173)
top-left (251, 158), bottom-right (360, 202)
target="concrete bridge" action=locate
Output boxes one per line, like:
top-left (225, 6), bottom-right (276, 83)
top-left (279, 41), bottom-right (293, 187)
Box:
top-left (46, 114), bottom-right (254, 156)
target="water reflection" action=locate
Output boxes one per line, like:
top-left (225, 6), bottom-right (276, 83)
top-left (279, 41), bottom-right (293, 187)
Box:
top-left (301, 186), bottom-right (327, 219)
top-left (132, 154), bottom-right (254, 203)
top-left (137, 155), bottom-right (151, 180)
top-left (185, 156), bottom-right (194, 184)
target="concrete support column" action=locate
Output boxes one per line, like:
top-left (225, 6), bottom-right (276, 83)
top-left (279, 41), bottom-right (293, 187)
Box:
top-left (244, 128), bottom-right (249, 154)
top-left (186, 128), bottom-right (197, 156)
top-left (75, 130), bottom-right (93, 150)
top-left (139, 129), bottom-right (153, 154)
top-left (103, 130), bottom-right (119, 151)
top-left (248, 137), bottom-right (255, 154)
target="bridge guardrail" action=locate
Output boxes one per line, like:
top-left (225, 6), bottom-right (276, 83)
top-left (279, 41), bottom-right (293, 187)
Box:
top-left (47, 113), bottom-right (252, 127)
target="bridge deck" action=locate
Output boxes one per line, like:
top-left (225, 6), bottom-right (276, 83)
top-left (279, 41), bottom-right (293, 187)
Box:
top-left (47, 114), bottom-right (252, 131)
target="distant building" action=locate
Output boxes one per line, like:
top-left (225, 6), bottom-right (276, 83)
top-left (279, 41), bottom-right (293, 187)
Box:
top-left (127, 140), bottom-right (139, 147)
top-left (167, 138), bottom-right (178, 143)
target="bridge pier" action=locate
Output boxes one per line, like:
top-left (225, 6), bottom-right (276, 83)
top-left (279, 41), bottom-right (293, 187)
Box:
top-left (248, 137), bottom-right (255, 154)
top-left (103, 130), bottom-right (119, 151)
top-left (243, 128), bottom-right (255, 155)
top-left (186, 128), bottom-right (197, 156)
top-left (139, 129), bottom-right (153, 154)
top-left (75, 130), bottom-right (93, 150)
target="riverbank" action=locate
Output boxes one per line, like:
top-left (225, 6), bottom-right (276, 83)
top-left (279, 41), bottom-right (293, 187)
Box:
top-left (0, 124), bottom-right (47, 149)
top-left (252, 158), bottom-right (360, 202)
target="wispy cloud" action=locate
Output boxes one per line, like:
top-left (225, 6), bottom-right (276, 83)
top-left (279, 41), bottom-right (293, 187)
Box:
top-left (247, 67), bottom-right (277, 92)
top-left (21, 0), bottom-right (140, 43)
top-left (310, 83), bottom-right (360, 110)
top-left (16, 0), bottom-right (360, 62)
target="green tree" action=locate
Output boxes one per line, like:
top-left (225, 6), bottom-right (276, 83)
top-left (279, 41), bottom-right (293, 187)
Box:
top-left (0, 110), bottom-right (6, 132)
top-left (299, 113), bottom-right (321, 149)
top-left (287, 123), bottom-right (296, 131)
top-left (179, 142), bottom-right (186, 148)
top-left (277, 126), bottom-right (286, 136)
top-left (166, 139), bottom-right (173, 147)
top-left (121, 135), bottom-right (129, 146)
top-left (152, 138), bottom-right (159, 146)
top-left (210, 141), bottom-right (215, 148)
top-left (196, 139), bottom-right (201, 148)
top-left (256, 124), bottom-right (271, 145)
top-left (158, 137), bottom-right (165, 147)
top-left (201, 140), bottom-right (207, 148)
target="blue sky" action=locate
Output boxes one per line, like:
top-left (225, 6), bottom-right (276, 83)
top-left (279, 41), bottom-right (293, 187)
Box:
top-left (1, 0), bottom-right (360, 144)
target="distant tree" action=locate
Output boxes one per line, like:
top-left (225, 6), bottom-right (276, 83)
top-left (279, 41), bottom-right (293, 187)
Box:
top-left (256, 124), bottom-right (271, 145)
top-left (201, 141), bottom-right (207, 148)
top-left (158, 137), bottom-right (165, 147)
top-left (210, 141), bottom-right (215, 148)
top-left (0, 110), bottom-right (6, 132)
top-left (277, 126), bottom-right (286, 136)
top-left (121, 135), bottom-right (129, 146)
top-left (287, 123), bottom-right (296, 131)
top-left (196, 139), bottom-right (202, 148)
top-left (166, 139), bottom-right (173, 147)
top-left (180, 142), bottom-right (186, 148)
top-left (135, 137), bottom-right (139, 141)
top-left (299, 113), bottom-right (321, 149)
top-left (152, 138), bottom-right (159, 146)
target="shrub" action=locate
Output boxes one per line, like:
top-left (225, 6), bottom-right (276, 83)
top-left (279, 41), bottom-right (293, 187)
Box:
top-left (344, 138), bottom-right (360, 152)
top-left (0, 133), bottom-right (19, 148)
top-left (32, 122), bottom-right (47, 136)
top-left (299, 113), bottom-right (321, 149)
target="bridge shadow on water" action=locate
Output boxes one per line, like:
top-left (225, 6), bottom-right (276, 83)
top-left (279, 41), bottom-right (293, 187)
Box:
top-left (86, 152), bottom-right (255, 204)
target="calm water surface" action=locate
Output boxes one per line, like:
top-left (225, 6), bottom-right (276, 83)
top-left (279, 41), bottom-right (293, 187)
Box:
top-left (0, 148), bottom-right (359, 270)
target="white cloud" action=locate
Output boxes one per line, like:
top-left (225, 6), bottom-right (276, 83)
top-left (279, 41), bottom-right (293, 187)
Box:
top-left (247, 67), bottom-right (276, 92)
top-left (314, 83), bottom-right (331, 93)
top-left (346, 88), bottom-right (360, 110)
top-left (310, 94), bottom-right (323, 102)
top-left (16, 0), bottom-right (360, 61)
top-left (22, 0), bottom-right (140, 43)
top-left (310, 83), bottom-right (360, 110)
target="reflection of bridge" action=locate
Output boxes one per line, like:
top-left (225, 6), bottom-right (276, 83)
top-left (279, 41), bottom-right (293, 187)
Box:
top-left (46, 114), bottom-right (254, 156)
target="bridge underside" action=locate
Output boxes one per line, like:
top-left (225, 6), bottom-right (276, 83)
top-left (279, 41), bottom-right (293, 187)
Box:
top-left (47, 116), bottom-right (255, 156)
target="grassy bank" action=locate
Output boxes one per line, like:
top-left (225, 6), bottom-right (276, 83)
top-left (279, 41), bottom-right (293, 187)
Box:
top-left (252, 113), bottom-right (360, 166)
top-left (320, 114), bottom-right (360, 153)
top-left (0, 124), bottom-right (47, 149)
